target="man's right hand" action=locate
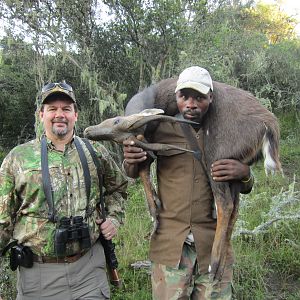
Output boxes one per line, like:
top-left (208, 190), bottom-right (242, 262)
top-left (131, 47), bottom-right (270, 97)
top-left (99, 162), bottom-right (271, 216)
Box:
top-left (122, 138), bottom-right (147, 178)
top-left (123, 138), bottom-right (147, 164)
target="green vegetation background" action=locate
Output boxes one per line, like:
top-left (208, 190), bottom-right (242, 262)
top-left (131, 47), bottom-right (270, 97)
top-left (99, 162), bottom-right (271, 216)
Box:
top-left (0, 0), bottom-right (300, 299)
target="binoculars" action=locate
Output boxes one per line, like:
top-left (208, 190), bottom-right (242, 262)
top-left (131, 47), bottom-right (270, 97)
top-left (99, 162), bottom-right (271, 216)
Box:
top-left (54, 216), bottom-right (91, 257)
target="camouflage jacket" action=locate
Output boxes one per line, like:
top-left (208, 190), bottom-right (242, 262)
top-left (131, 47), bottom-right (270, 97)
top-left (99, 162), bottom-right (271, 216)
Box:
top-left (0, 136), bottom-right (127, 256)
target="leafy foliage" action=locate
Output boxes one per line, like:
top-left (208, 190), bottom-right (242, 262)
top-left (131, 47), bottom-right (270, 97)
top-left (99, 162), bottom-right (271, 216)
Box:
top-left (0, 1), bottom-right (300, 297)
top-left (245, 1), bottom-right (297, 44)
top-left (0, 37), bottom-right (37, 147)
top-left (0, 0), bottom-right (299, 148)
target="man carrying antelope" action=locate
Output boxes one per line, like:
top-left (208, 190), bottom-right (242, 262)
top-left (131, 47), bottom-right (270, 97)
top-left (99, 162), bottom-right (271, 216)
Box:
top-left (123, 66), bottom-right (259, 299)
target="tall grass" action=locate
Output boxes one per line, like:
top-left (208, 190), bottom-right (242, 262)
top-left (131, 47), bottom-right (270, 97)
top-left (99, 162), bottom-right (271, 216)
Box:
top-left (112, 182), bottom-right (152, 300)
top-left (231, 114), bottom-right (300, 299)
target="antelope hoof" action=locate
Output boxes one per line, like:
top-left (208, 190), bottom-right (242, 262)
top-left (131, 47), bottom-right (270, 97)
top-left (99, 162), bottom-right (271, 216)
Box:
top-left (150, 216), bottom-right (159, 233)
top-left (209, 256), bottom-right (227, 282)
top-left (209, 262), bottom-right (219, 282)
top-left (208, 272), bottom-right (219, 286)
top-left (154, 196), bottom-right (161, 211)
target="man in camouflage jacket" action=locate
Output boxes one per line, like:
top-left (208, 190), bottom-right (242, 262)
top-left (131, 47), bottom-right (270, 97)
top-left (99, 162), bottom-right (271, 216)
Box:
top-left (0, 82), bottom-right (127, 300)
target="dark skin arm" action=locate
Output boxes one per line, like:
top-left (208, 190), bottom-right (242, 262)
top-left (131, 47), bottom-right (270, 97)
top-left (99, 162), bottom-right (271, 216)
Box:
top-left (123, 139), bottom-right (147, 178)
top-left (211, 159), bottom-right (254, 193)
top-left (211, 159), bottom-right (250, 181)
top-left (123, 139), bottom-right (251, 184)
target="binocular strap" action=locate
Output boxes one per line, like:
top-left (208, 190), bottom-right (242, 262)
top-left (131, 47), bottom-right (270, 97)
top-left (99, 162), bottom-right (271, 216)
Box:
top-left (41, 136), bottom-right (96, 222)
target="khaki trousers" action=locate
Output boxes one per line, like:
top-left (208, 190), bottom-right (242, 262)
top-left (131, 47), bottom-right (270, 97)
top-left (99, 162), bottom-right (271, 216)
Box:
top-left (16, 242), bottom-right (110, 300)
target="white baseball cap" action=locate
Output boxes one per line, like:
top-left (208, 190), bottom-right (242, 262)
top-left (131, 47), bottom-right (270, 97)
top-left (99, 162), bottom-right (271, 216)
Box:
top-left (175, 66), bottom-right (213, 94)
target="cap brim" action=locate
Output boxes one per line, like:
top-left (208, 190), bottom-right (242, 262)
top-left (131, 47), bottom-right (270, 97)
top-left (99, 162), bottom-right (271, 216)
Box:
top-left (41, 89), bottom-right (76, 104)
top-left (175, 82), bottom-right (210, 95)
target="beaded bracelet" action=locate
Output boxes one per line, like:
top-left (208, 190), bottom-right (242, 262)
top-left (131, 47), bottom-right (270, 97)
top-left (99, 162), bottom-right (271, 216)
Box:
top-left (241, 173), bottom-right (253, 183)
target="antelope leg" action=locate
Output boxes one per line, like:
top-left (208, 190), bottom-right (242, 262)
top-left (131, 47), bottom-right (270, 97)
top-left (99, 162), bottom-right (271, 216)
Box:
top-left (209, 190), bottom-right (234, 282)
top-left (138, 165), bottom-right (161, 231)
top-left (133, 138), bottom-right (194, 154)
top-left (215, 191), bottom-right (240, 280)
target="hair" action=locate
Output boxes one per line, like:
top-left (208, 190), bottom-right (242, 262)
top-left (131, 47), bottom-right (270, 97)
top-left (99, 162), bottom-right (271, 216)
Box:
top-left (40, 93), bottom-right (78, 112)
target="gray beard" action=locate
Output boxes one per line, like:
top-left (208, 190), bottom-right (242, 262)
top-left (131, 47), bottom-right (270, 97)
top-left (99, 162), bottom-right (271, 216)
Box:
top-left (52, 126), bottom-right (68, 137)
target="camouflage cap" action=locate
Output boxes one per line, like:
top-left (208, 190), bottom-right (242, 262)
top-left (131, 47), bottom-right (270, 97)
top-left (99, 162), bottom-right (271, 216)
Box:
top-left (40, 82), bottom-right (76, 104)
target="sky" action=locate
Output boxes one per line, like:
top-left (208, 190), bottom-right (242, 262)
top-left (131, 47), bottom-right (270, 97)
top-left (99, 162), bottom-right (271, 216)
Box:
top-left (263, 0), bottom-right (300, 17)
top-left (259, 0), bottom-right (300, 34)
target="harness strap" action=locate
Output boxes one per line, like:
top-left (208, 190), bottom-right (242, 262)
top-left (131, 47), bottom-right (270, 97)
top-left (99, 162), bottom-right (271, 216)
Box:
top-left (41, 136), bottom-right (56, 222)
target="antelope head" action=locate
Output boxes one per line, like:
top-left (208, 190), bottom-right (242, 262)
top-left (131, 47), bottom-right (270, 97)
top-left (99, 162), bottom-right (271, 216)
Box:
top-left (84, 109), bottom-right (198, 152)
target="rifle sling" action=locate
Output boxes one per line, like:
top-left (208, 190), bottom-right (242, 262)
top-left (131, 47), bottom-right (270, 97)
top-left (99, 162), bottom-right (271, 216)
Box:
top-left (81, 138), bottom-right (106, 221)
top-left (82, 139), bottom-right (119, 272)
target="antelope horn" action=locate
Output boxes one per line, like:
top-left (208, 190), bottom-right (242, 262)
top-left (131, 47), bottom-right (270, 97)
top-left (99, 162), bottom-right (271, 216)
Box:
top-left (130, 114), bottom-right (199, 130)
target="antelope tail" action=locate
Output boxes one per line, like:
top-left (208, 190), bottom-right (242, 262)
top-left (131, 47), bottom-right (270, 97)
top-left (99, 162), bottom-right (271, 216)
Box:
top-left (262, 128), bottom-right (282, 175)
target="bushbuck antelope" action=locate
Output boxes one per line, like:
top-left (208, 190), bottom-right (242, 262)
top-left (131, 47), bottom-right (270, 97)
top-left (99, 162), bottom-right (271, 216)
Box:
top-left (84, 108), bottom-right (198, 226)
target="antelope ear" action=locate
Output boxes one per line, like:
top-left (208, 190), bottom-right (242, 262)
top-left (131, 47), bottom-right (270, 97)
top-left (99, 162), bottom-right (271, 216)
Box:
top-left (138, 108), bottom-right (164, 116)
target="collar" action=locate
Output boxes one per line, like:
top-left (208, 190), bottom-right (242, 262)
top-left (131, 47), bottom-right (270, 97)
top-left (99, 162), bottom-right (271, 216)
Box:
top-left (39, 133), bottom-right (76, 151)
top-left (175, 113), bottom-right (202, 131)
top-left (175, 113), bottom-right (184, 120)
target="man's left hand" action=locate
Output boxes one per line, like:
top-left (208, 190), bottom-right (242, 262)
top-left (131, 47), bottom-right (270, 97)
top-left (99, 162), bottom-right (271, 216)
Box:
top-left (211, 159), bottom-right (250, 182)
top-left (96, 218), bottom-right (117, 240)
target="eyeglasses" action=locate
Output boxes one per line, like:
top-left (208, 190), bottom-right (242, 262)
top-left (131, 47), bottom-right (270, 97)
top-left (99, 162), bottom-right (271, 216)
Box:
top-left (41, 82), bottom-right (73, 94)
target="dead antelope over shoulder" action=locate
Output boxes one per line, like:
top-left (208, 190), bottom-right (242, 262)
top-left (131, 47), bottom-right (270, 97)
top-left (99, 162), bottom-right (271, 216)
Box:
top-left (84, 108), bottom-right (197, 226)
top-left (124, 78), bottom-right (282, 283)
top-left (84, 108), bottom-right (198, 151)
